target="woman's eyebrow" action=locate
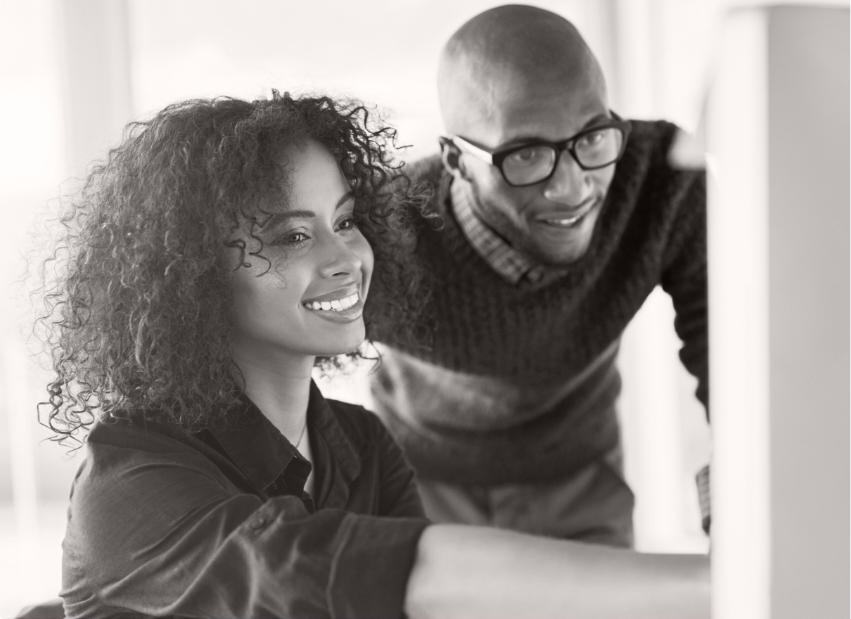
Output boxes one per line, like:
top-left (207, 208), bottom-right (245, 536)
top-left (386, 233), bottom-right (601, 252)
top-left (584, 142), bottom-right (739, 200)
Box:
top-left (259, 192), bottom-right (354, 230)
top-left (335, 191), bottom-right (354, 210)
top-left (260, 210), bottom-right (315, 230)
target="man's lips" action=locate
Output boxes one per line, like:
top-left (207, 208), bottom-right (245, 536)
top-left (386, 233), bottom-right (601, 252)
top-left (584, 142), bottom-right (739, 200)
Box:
top-left (534, 200), bottom-right (598, 228)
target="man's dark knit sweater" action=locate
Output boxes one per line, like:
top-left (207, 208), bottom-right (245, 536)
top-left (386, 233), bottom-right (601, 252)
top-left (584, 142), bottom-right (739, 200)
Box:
top-left (370, 120), bottom-right (708, 486)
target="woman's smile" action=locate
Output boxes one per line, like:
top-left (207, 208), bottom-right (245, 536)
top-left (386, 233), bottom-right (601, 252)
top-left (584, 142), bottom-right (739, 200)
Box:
top-left (302, 283), bottom-right (365, 323)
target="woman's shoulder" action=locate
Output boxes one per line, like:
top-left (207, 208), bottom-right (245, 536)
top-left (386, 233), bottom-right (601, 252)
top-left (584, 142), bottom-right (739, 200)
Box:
top-left (65, 418), bottom-right (244, 566)
top-left (73, 418), bottom-right (231, 509)
top-left (87, 415), bottom-right (187, 446)
top-left (83, 416), bottom-right (217, 465)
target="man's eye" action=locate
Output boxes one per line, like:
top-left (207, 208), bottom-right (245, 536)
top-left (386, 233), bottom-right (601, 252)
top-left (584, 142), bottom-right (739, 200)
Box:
top-left (577, 130), bottom-right (607, 148)
top-left (508, 146), bottom-right (547, 164)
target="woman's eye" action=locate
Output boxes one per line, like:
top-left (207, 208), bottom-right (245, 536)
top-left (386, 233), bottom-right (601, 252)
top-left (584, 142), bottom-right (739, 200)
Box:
top-left (336, 217), bottom-right (358, 233)
top-left (273, 230), bottom-right (310, 246)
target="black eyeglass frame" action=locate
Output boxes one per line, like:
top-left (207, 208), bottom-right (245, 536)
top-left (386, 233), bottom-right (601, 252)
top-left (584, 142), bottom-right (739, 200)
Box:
top-left (442, 112), bottom-right (632, 188)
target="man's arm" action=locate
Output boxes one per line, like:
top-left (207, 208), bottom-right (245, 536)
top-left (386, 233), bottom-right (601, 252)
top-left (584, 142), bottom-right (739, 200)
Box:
top-left (660, 170), bottom-right (709, 412)
top-left (660, 169), bottom-right (712, 531)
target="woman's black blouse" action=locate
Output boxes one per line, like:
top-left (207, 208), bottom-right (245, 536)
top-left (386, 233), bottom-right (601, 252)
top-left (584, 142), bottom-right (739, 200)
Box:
top-left (60, 381), bottom-right (429, 619)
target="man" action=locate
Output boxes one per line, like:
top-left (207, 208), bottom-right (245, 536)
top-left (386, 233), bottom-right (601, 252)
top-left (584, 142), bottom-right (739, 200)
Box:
top-left (371, 4), bottom-right (708, 547)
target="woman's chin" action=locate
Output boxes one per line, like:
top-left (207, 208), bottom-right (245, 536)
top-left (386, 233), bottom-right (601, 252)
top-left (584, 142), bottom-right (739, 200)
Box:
top-left (313, 329), bottom-right (366, 359)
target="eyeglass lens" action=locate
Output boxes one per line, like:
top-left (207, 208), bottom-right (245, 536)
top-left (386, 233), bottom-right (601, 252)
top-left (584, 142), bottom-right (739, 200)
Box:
top-left (502, 127), bottom-right (625, 186)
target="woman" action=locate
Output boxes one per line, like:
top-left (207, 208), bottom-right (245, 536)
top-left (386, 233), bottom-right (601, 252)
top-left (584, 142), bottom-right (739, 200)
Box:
top-left (39, 92), bottom-right (709, 619)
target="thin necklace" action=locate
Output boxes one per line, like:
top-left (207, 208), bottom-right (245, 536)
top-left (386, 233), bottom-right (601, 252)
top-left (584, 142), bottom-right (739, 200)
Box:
top-left (294, 420), bottom-right (308, 450)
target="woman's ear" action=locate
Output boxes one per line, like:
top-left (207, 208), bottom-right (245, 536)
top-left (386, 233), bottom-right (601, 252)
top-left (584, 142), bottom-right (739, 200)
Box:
top-left (438, 137), bottom-right (468, 181)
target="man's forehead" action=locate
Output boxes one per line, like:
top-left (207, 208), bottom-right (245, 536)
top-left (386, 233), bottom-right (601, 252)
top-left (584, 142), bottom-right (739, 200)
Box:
top-left (464, 72), bottom-right (609, 146)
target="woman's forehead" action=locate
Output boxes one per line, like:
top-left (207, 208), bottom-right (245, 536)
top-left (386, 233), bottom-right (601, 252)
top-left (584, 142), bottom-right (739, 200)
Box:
top-left (285, 141), bottom-right (350, 210)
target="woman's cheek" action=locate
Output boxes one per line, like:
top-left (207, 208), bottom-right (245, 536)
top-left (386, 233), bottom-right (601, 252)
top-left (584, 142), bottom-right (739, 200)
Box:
top-left (355, 233), bottom-right (375, 292)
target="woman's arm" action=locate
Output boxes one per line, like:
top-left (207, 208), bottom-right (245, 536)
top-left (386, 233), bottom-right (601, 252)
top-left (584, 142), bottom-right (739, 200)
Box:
top-left (406, 524), bottom-right (710, 619)
top-left (369, 408), bottom-right (709, 619)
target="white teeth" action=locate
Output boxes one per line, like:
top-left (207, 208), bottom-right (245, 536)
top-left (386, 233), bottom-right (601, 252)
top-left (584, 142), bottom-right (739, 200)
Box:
top-left (545, 215), bottom-right (581, 226)
top-left (304, 293), bottom-right (359, 312)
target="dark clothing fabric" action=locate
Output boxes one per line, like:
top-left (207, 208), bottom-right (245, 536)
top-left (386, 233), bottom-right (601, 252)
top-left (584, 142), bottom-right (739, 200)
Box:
top-left (15, 599), bottom-right (65, 619)
top-left (417, 445), bottom-right (635, 547)
top-left (372, 120), bottom-right (708, 489)
top-left (61, 382), bottom-right (429, 619)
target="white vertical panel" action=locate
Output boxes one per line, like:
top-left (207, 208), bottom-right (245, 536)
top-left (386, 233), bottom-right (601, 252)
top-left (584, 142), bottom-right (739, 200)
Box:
top-left (5, 340), bottom-right (39, 576)
top-left (707, 9), bottom-right (771, 619)
top-left (611, 0), bottom-right (658, 116)
top-left (53, 0), bottom-right (134, 176)
top-left (619, 289), bottom-right (690, 551)
top-left (765, 7), bottom-right (849, 618)
top-left (611, 0), bottom-right (712, 553)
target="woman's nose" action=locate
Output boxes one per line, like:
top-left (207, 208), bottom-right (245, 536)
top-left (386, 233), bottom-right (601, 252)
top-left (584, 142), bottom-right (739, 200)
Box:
top-left (318, 236), bottom-right (363, 278)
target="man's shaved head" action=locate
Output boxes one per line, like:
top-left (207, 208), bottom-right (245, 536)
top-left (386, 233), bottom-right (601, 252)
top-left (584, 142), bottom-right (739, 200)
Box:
top-left (438, 5), bottom-right (606, 136)
top-left (436, 5), bottom-right (617, 266)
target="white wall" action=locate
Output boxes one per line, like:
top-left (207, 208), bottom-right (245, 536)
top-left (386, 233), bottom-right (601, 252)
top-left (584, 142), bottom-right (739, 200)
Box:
top-left (708, 5), bottom-right (849, 618)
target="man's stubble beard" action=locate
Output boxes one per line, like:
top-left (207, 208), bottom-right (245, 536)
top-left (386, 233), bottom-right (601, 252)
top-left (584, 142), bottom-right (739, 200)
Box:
top-left (469, 180), bottom-right (587, 268)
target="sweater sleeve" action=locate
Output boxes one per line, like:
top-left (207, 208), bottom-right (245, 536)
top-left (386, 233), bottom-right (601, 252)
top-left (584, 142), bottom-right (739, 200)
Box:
top-left (659, 169), bottom-right (711, 534)
top-left (660, 170), bottom-right (709, 416)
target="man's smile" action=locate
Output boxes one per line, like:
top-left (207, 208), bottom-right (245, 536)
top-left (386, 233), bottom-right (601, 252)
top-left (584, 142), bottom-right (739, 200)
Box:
top-left (533, 198), bottom-right (600, 229)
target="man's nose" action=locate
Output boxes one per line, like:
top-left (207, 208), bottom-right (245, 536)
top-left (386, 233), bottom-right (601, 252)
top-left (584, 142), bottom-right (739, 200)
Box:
top-left (542, 150), bottom-right (593, 205)
top-left (318, 235), bottom-right (363, 279)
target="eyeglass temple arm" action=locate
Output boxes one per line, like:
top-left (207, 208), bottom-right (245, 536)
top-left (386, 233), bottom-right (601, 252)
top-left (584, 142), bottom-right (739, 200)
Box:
top-left (443, 135), bottom-right (494, 165)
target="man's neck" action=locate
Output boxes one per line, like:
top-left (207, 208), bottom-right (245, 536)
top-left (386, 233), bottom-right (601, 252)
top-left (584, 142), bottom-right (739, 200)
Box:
top-left (449, 176), bottom-right (544, 285)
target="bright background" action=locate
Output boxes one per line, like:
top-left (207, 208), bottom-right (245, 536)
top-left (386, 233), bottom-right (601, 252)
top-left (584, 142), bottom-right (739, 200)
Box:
top-left (1, 0), bottom-right (841, 615)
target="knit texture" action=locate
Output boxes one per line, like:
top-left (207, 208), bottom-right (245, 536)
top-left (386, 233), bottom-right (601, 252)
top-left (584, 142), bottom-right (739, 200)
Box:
top-left (371, 120), bottom-right (708, 485)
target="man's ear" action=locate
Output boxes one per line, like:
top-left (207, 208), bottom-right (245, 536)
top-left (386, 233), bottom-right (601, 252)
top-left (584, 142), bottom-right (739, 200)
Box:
top-left (438, 137), bottom-right (468, 180)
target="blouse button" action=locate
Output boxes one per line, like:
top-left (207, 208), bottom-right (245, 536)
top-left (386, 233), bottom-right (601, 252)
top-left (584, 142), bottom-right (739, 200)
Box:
top-left (252, 517), bottom-right (268, 531)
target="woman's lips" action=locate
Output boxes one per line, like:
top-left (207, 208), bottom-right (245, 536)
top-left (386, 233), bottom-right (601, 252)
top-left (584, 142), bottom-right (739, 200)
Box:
top-left (303, 292), bottom-right (359, 312)
top-left (302, 283), bottom-right (364, 324)
top-left (302, 294), bottom-right (365, 324)
top-left (301, 283), bottom-right (359, 305)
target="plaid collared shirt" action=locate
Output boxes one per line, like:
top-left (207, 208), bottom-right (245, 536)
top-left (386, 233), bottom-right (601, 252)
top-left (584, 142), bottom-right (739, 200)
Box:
top-left (450, 179), bottom-right (560, 285)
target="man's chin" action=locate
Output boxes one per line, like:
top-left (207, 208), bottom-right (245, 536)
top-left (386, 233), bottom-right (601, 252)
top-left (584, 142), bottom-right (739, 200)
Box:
top-left (532, 202), bottom-right (604, 266)
top-left (532, 243), bottom-right (592, 267)
top-left (523, 222), bottom-right (597, 266)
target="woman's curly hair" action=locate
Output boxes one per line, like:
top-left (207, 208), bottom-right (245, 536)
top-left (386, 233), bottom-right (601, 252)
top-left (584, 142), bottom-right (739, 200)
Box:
top-left (35, 91), bottom-right (433, 443)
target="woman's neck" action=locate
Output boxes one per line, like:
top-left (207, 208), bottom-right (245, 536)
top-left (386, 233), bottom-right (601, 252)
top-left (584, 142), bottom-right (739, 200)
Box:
top-left (231, 342), bottom-right (315, 445)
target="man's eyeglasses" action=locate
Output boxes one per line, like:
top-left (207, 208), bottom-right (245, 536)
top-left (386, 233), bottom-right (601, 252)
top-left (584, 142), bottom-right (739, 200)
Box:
top-left (443, 113), bottom-right (632, 188)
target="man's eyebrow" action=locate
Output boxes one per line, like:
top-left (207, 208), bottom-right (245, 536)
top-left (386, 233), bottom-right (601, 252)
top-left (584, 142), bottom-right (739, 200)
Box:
top-left (499, 113), bottom-right (615, 149)
top-left (259, 192), bottom-right (354, 230)
top-left (580, 112), bottom-right (614, 130)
